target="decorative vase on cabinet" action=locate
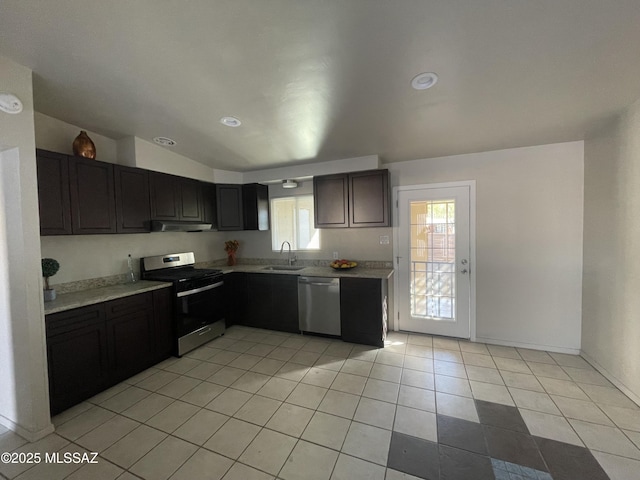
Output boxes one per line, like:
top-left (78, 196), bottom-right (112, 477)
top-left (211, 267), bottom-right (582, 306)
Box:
top-left (72, 130), bottom-right (96, 159)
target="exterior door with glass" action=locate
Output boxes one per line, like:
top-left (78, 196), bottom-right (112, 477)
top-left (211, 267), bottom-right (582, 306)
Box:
top-left (396, 184), bottom-right (472, 338)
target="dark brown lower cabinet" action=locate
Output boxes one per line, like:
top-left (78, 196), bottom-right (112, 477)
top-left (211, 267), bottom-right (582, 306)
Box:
top-left (270, 274), bottom-right (299, 332)
top-left (224, 272), bottom-right (246, 327)
top-left (46, 288), bottom-right (173, 415)
top-left (340, 277), bottom-right (388, 347)
top-left (105, 293), bottom-right (155, 383)
top-left (46, 304), bottom-right (110, 415)
top-left (153, 288), bottom-right (175, 360)
top-left (240, 273), bottom-right (299, 333)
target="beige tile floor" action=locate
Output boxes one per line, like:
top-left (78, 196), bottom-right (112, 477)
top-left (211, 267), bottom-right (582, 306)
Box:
top-left (1, 326), bottom-right (639, 480)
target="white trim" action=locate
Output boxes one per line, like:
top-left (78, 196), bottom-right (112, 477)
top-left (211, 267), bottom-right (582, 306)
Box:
top-left (0, 413), bottom-right (54, 442)
top-left (581, 351), bottom-right (640, 408)
top-left (392, 180), bottom-right (476, 340)
top-left (474, 336), bottom-right (581, 355)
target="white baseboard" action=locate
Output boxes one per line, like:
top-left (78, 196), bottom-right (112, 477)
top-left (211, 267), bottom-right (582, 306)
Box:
top-left (580, 351), bottom-right (640, 408)
top-left (474, 336), bottom-right (581, 355)
top-left (0, 414), bottom-right (55, 442)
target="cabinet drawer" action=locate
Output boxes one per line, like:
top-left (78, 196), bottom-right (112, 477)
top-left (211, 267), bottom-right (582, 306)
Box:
top-left (46, 304), bottom-right (105, 337)
top-left (105, 292), bottom-right (153, 319)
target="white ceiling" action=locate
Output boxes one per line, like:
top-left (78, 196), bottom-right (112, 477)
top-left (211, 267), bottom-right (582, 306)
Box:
top-left (2, 1), bottom-right (640, 171)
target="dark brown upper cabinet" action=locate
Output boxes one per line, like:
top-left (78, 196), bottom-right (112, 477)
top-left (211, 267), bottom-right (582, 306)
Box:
top-left (201, 182), bottom-right (218, 228)
top-left (313, 173), bottom-right (349, 228)
top-left (348, 169), bottom-right (390, 227)
top-left (37, 149), bottom-right (72, 235)
top-left (114, 165), bottom-right (151, 233)
top-left (314, 169), bottom-right (389, 228)
top-left (179, 178), bottom-right (204, 222)
top-left (243, 183), bottom-right (270, 231)
top-left (216, 184), bottom-right (244, 231)
top-left (149, 171), bottom-right (180, 221)
top-left (68, 156), bottom-right (117, 234)
top-left (149, 172), bottom-right (204, 222)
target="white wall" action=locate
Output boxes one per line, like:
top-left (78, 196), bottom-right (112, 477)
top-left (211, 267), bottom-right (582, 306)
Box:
top-left (34, 112), bottom-right (118, 163)
top-left (41, 232), bottom-right (227, 285)
top-left (243, 155), bottom-right (380, 184)
top-left (387, 142), bottom-right (584, 353)
top-left (0, 55), bottom-right (54, 440)
top-left (582, 99), bottom-right (640, 404)
top-left (119, 136), bottom-right (215, 181)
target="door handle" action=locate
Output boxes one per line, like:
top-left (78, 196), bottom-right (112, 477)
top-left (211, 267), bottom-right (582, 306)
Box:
top-left (461, 269), bottom-right (468, 274)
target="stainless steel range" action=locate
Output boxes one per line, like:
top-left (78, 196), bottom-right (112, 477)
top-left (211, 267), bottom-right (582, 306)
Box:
top-left (141, 252), bottom-right (225, 356)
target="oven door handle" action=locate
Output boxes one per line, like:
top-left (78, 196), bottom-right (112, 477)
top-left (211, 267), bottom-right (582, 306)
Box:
top-left (177, 281), bottom-right (224, 298)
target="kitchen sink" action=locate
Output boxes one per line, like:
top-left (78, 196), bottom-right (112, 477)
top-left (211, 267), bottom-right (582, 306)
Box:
top-left (262, 265), bottom-right (306, 271)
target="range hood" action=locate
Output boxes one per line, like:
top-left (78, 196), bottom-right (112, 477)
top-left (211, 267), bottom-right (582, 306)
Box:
top-left (151, 221), bottom-right (215, 232)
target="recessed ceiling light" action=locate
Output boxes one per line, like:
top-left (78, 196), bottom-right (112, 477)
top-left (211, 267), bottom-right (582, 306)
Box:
top-left (153, 136), bottom-right (177, 146)
top-left (220, 116), bottom-right (242, 127)
top-left (411, 72), bottom-right (439, 90)
top-left (0, 92), bottom-right (23, 114)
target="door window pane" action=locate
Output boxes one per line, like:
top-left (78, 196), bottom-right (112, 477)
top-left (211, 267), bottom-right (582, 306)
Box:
top-left (410, 199), bottom-right (455, 319)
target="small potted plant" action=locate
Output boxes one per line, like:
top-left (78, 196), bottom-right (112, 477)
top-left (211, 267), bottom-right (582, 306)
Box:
top-left (224, 240), bottom-right (239, 266)
top-left (42, 258), bottom-right (60, 302)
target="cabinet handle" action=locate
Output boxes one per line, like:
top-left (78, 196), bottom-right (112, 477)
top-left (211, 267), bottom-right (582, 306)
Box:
top-left (177, 281), bottom-right (224, 297)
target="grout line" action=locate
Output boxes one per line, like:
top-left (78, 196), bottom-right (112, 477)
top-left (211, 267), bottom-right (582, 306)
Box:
top-left (37, 325), bottom-right (640, 479)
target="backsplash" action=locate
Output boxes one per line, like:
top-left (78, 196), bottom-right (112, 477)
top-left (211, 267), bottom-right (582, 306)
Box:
top-left (54, 273), bottom-right (133, 294)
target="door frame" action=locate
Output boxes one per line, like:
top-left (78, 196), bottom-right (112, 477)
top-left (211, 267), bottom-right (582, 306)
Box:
top-left (392, 181), bottom-right (477, 341)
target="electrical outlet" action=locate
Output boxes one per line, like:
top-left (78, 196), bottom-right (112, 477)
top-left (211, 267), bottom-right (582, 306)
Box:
top-left (333, 251), bottom-right (339, 259)
top-left (379, 235), bottom-right (390, 245)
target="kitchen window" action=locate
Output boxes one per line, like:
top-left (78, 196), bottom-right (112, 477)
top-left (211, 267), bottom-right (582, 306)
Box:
top-left (271, 195), bottom-right (320, 250)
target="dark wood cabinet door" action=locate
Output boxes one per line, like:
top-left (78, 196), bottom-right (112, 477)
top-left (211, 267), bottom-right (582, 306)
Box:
top-left (153, 288), bottom-right (175, 360)
top-left (149, 171), bottom-right (180, 220)
top-left (36, 149), bottom-right (72, 236)
top-left (68, 156), bottom-right (117, 234)
top-left (179, 178), bottom-right (204, 222)
top-left (216, 184), bottom-right (244, 231)
top-left (340, 277), bottom-right (387, 347)
top-left (201, 182), bottom-right (218, 228)
top-left (349, 170), bottom-right (390, 227)
top-left (224, 272), bottom-right (246, 327)
top-left (271, 274), bottom-right (299, 333)
top-left (46, 305), bottom-right (109, 415)
top-left (114, 165), bottom-right (151, 233)
top-left (244, 273), bottom-right (273, 328)
top-left (242, 273), bottom-right (299, 332)
top-left (105, 293), bottom-right (155, 382)
top-left (314, 174), bottom-right (349, 228)
top-left (243, 183), bottom-right (270, 231)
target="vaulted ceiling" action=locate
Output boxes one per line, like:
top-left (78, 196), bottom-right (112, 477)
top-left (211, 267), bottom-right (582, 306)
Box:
top-left (2, 1), bottom-right (640, 171)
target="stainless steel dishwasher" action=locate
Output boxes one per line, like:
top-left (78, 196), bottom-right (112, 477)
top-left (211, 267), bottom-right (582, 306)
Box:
top-left (298, 276), bottom-right (341, 336)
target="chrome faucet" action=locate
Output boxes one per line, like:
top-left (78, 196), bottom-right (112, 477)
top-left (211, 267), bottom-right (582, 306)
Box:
top-left (279, 241), bottom-right (296, 265)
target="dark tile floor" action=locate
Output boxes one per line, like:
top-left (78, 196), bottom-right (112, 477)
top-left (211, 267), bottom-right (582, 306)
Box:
top-left (386, 398), bottom-right (610, 480)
